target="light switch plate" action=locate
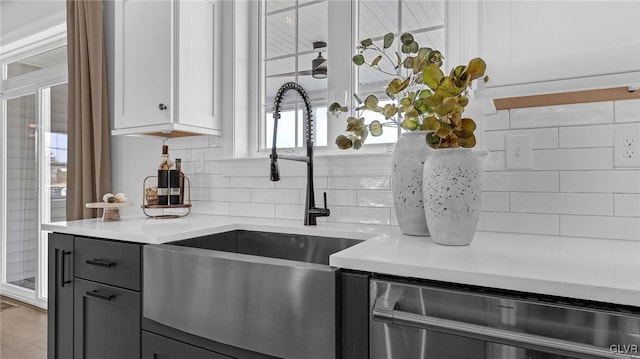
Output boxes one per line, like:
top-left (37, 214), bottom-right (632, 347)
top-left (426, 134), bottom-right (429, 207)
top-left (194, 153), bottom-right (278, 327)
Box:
top-left (506, 135), bottom-right (532, 170)
top-left (192, 150), bottom-right (205, 174)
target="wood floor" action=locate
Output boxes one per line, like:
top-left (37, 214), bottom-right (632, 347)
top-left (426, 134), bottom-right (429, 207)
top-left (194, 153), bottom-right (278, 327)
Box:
top-left (0, 297), bottom-right (47, 359)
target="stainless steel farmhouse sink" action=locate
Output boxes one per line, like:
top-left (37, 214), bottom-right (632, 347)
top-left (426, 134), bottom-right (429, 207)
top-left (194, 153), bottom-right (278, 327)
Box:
top-left (143, 230), bottom-right (362, 359)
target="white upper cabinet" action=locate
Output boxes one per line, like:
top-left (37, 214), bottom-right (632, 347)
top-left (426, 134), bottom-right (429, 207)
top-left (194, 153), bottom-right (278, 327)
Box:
top-left (113, 0), bottom-right (221, 137)
top-left (478, 1), bottom-right (640, 96)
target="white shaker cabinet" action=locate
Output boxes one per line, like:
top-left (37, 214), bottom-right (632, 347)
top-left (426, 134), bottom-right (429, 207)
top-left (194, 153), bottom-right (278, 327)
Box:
top-left (478, 1), bottom-right (640, 96)
top-left (112, 0), bottom-right (221, 137)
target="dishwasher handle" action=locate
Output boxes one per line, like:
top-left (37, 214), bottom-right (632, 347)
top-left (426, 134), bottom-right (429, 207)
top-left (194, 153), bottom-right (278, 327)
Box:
top-left (372, 297), bottom-right (638, 359)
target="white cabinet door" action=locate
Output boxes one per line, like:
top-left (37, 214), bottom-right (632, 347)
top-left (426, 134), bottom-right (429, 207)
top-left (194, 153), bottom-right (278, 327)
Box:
top-left (479, 1), bottom-right (640, 91)
top-left (114, 0), bottom-right (173, 129)
top-left (177, 0), bottom-right (217, 130)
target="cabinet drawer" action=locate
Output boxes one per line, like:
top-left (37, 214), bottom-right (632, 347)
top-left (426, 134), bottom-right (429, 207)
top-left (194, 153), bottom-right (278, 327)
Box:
top-left (75, 237), bottom-right (141, 290)
top-left (142, 331), bottom-right (232, 359)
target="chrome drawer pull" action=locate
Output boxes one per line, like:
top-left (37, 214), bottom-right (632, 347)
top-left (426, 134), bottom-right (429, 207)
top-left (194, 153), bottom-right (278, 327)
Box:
top-left (372, 297), bottom-right (635, 359)
top-left (86, 258), bottom-right (115, 267)
top-left (86, 290), bottom-right (115, 301)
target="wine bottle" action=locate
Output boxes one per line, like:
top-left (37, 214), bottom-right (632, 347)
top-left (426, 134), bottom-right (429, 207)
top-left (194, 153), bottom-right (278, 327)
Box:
top-left (175, 158), bottom-right (185, 204)
top-left (157, 145), bottom-right (170, 205)
top-left (169, 158), bottom-right (182, 205)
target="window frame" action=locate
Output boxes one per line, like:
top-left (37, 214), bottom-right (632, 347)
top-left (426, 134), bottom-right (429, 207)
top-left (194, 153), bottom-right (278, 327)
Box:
top-left (231, 0), bottom-right (471, 160)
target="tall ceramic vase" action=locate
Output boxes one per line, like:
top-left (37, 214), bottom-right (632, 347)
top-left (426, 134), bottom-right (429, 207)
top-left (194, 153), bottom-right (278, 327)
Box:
top-left (391, 131), bottom-right (430, 236)
top-left (422, 149), bottom-right (483, 245)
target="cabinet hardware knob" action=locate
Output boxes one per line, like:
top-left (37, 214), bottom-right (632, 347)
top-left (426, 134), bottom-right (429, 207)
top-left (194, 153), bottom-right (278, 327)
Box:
top-left (159, 103), bottom-right (167, 110)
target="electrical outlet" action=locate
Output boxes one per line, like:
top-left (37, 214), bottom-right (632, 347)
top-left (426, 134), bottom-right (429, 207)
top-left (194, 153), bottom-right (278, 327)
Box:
top-left (193, 150), bottom-right (205, 174)
top-left (506, 135), bottom-right (532, 170)
top-left (614, 129), bottom-right (640, 168)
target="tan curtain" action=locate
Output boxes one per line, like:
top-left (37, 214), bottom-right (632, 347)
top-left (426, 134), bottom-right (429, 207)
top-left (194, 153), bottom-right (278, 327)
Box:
top-left (66, 0), bottom-right (111, 220)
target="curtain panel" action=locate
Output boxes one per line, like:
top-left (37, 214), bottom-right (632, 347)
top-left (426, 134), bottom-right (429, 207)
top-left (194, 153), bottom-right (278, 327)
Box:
top-left (66, 0), bottom-right (112, 220)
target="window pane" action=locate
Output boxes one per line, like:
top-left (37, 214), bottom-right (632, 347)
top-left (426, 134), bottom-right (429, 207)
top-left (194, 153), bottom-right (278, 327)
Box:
top-left (402, 0), bottom-right (445, 31)
top-left (46, 83), bottom-right (68, 219)
top-left (358, 1), bottom-right (398, 40)
top-left (298, 2), bottom-right (327, 53)
top-left (266, 110), bottom-right (299, 148)
top-left (6, 46), bottom-right (67, 79)
top-left (6, 93), bottom-right (37, 291)
top-left (266, 0), bottom-right (295, 13)
top-left (266, 10), bottom-right (296, 59)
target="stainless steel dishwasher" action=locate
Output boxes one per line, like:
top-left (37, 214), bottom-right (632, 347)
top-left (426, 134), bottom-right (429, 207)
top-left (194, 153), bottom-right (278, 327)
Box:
top-left (370, 279), bottom-right (640, 359)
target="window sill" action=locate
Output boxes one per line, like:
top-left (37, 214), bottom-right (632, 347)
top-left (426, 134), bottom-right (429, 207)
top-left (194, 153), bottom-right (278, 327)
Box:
top-left (216, 146), bottom-right (395, 177)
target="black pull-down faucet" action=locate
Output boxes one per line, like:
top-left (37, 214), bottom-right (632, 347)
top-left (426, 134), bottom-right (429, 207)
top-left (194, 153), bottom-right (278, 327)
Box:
top-left (270, 82), bottom-right (330, 225)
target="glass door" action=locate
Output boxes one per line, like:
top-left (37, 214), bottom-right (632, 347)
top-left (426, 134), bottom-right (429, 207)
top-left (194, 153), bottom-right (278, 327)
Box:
top-left (1, 83), bottom-right (67, 308)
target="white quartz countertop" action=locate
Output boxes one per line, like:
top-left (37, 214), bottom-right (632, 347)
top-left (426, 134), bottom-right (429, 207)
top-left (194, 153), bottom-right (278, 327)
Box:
top-left (43, 214), bottom-right (640, 307)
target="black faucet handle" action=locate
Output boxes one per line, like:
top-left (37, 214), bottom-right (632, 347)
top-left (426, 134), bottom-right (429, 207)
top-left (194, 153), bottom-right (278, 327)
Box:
top-left (323, 192), bottom-right (328, 210)
top-left (322, 192), bottom-right (330, 217)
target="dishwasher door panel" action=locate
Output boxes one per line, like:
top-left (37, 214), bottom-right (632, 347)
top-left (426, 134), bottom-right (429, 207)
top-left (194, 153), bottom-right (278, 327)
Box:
top-left (369, 279), bottom-right (640, 359)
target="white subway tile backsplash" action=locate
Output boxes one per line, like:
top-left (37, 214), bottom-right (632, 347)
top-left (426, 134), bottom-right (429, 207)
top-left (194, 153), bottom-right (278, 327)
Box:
top-left (481, 192), bottom-right (509, 212)
top-left (229, 203), bottom-right (274, 218)
top-left (357, 190), bottom-right (394, 208)
top-left (167, 135), bottom-right (208, 149)
top-left (230, 176), bottom-right (275, 189)
top-left (211, 175), bottom-right (230, 188)
top-left (558, 125), bottom-right (615, 148)
top-left (251, 188), bottom-right (300, 204)
top-left (510, 192), bottom-right (613, 215)
top-left (190, 187), bottom-right (211, 201)
top-left (192, 201), bottom-right (230, 216)
top-left (510, 102), bottom-right (613, 129)
top-left (210, 188), bottom-right (251, 202)
top-left (327, 206), bottom-right (391, 225)
top-left (561, 215), bottom-right (640, 240)
top-left (483, 151), bottom-right (506, 171)
top-left (307, 190), bottom-right (357, 207)
top-left (532, 148), bottom-right (613, 170)
top-left (614, 99), bottom-right (640, 123)
top-left (274, 176), bottom-right (328, 189)
top-left (478, 212), bottom-right (559, 235)
top-left (560, 170), bottom-right (640, 193)
top-left (484, 110), bottom-right (510, 130)
top-left (483, 171), bottom-right (559, 192)
top-left (485, 128), bottom-right (558, 151)
top-left (275, 204), bottom-right (305, 220)
top-left (614, 194), bottom-right (640, 217)
top-left (328, 176), bottom-right (391, 190)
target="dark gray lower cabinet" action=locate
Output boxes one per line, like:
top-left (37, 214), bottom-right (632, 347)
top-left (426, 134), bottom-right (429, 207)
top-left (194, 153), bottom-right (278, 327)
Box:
top-left (142, 331), bottom-right (233, 359)
top-left (48, 233), bottom-right (74, 359)
top-left (74, 278), bottom-right (141, 359)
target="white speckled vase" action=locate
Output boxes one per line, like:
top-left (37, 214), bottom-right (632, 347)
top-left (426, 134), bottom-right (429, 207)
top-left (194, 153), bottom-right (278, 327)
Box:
top-left (423, 149), bottom-right (483, 246)
top-left (391, 131), bottom-right (430, 236)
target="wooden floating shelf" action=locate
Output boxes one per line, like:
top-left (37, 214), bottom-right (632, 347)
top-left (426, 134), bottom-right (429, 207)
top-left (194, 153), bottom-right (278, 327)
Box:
top-left (493, 86), bottom-right (640, 110)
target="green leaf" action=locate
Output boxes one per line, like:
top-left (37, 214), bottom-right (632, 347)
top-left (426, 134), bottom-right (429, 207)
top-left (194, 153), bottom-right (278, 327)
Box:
top-left (383, 104), bottom-right (397, 119)
top-left (422, 116), bottom-right (440, 131)
top-left (369, 120), bottom-right (383, 136)
top-left (335, 135), bottom-right (352, 149)
top-left (408, 41), bottom-right (419, 53)
top-left (423, 64), bottom-right (444, 90)
top-left (383, 33), bottom-right (394, 49)
top-left (352, 54), bottom-right (365, 66)
top-left (352, 137), bottom-right (363, 150)
top-left (460, 118), bottom-right (476, 132)
top-left (387, 78), bottom-right (410, 95)
top-left (458, 134), bottom-right (476, 148)
top-left (371, 55), bottom-right (382, 67)
top-left (364, 95), bottom-right (379, 110)
top-left (400, 33), bottom-right (414, 46)
top-left (403, 56), bottom-right (414, 69)
top-left (360, 38), bottom-right (373, 48)
top-left (400, 118), bottom-right (418, 131)
top-left (328, 102), bottom-right (348, 113)
top-left (426, 132), bottom-right (441, 148)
